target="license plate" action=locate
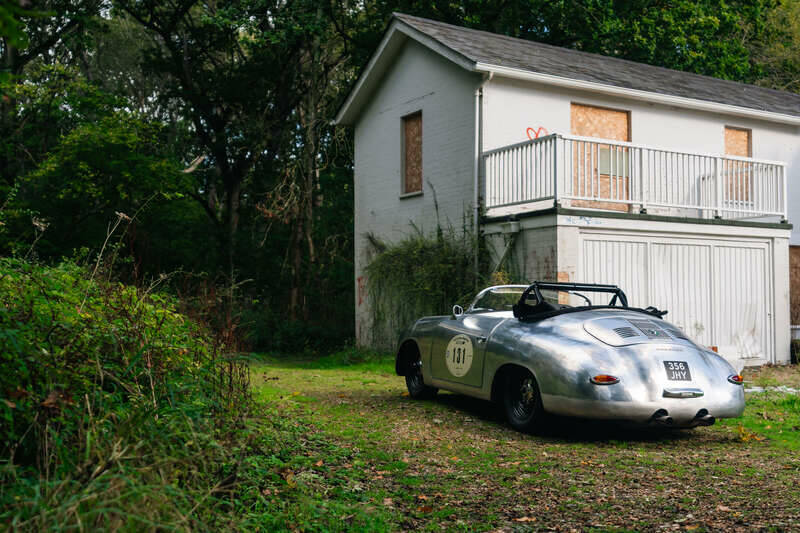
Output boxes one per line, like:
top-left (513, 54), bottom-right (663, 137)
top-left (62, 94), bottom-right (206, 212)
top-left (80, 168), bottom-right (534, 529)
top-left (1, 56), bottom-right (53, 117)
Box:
top-left (663, 361), bottom-right (691, 381)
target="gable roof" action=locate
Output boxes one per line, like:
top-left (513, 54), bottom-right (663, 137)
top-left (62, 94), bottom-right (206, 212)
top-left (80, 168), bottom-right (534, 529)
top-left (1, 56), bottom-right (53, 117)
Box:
top-left (335, 13), bottom-right (800, 126)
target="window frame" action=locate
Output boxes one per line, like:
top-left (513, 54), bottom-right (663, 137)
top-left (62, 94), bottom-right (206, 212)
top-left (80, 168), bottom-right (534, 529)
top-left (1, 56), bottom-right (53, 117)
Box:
top-left (724, 125), bottom-right (752, 158)
top-left (400, 110), bottom-right (423, 198)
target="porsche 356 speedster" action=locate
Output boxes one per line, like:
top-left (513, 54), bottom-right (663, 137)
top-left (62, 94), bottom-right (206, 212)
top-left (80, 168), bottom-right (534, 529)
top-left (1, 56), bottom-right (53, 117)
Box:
top-left (395, 282), bottom-right (744, 432)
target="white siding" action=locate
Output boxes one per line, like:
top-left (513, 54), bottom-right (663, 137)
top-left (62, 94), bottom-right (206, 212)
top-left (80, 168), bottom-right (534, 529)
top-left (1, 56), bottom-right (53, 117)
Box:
top-left (353, 40), bottom-right (480, 346)
top-left (482, 77), bottom-right (800, 243)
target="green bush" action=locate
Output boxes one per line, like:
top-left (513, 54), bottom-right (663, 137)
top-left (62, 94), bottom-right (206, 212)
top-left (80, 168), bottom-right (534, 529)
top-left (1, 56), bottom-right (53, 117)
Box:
top-left (365, 225), bottom-right (484, 349)
top-left (0, 258), bottom-right (250, 529)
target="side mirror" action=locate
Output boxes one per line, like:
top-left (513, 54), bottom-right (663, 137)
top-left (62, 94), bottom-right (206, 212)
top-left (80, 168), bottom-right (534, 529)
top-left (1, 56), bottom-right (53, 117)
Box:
top-left (452, 304), bottom-right (464, 317)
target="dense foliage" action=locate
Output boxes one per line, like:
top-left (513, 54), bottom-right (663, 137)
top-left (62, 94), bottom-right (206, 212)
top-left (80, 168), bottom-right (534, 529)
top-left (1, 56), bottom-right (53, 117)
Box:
top-left (0, 258), bottom-right (253, 528)
top-left (2, 1), bottom-right (798, 351)
top-left (365, 225), bottom-right (489, 348)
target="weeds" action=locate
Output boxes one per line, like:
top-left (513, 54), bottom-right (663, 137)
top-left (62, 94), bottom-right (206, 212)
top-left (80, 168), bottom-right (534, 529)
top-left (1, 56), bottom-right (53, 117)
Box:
top-left (0, 258), bottom-right (250, 529)
top-left (365, 223), bottom-right (485, 349)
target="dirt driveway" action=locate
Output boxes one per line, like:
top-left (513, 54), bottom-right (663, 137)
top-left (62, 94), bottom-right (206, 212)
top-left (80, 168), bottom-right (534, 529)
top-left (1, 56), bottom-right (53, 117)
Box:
top-left (253, 359), bottom-right (800, 532)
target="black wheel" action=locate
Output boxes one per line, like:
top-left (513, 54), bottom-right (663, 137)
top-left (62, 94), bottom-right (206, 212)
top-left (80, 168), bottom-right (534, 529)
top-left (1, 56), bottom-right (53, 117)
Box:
top-left (503, 370), bottom-right (543, 432)
top-left (405, 357), bottom-right (438, 399)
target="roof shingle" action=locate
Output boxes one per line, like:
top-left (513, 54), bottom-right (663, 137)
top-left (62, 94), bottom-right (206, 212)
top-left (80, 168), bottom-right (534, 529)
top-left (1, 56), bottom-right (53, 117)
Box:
top-left (395, 13), bottom-right (800, 119)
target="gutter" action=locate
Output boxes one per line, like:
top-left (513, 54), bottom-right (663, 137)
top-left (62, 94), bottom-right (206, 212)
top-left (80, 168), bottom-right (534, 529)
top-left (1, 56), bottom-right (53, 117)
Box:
top-left (474, 63), bottom-right (800, 126)
top-left (474, 71), bottom-right (493, 281)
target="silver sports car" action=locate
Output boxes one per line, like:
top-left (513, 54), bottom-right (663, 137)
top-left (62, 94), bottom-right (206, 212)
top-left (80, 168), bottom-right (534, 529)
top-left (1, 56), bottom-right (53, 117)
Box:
top-left (395, 282), bottom-right (745, 432)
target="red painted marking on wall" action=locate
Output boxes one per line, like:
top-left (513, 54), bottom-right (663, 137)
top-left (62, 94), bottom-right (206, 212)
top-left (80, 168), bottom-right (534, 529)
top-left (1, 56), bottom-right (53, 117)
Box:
top-left (357, 276), bottom-right (367, 306)
top-left (526, 126), bottom-right (549, 140)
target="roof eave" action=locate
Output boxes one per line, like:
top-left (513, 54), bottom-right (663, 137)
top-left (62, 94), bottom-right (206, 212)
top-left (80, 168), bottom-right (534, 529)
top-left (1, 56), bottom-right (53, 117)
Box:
top-left (334, 17), bottom-right (476, 126)
top-left (475, 63), bottom-right (800, 126)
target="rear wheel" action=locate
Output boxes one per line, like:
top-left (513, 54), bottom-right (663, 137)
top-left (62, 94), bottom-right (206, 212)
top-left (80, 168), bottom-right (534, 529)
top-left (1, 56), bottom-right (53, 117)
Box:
top-left (405, 356), bottom-right (438, 400)
top-left (503, 370), bottom-right (543, 432)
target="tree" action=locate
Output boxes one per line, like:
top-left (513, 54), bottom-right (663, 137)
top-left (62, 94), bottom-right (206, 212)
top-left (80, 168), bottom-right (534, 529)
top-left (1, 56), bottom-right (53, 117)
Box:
top-left (750, 0), bottom-right (800, 93)
top-left (331, 0), bottom-right (772, 85)
top-left (13, 108), bottom-right (187, 261)
top-left (115, 0), bottom-right (323, 283)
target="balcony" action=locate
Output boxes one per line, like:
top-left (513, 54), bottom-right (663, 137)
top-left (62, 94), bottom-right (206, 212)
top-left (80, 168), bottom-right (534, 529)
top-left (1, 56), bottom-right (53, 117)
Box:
top-left (481, 134), bottom-right (788, 222)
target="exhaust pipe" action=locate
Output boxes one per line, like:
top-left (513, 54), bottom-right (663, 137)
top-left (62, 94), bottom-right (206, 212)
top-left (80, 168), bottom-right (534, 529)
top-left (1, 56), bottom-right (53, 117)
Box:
top-left (693, 409), bottom-right (715, 427)
top-left (651, 409), bottom-right (673, 426)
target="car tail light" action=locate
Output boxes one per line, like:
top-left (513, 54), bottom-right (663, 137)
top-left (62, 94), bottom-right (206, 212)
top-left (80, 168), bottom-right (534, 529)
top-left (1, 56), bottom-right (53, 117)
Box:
top-left (727, 374), bottom-right (743, 385)
top-left (590, 374), bottom-right (620, 385)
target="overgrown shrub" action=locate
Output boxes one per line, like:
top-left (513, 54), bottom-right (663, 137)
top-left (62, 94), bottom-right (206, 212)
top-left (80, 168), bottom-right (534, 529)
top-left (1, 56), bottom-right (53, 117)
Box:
top-left (365, 225), bottom-right (484, 349)
top-left (0, 258), bottom-right (250, 529)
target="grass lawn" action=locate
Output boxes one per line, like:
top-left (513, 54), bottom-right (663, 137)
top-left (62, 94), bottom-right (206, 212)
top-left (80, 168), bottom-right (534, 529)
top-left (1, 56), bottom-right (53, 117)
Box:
top-left (250, 353), bottom-right (800, 532)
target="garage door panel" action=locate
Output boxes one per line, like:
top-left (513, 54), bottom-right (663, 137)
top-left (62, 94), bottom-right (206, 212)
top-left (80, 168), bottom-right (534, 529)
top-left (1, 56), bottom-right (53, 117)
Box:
top-left (582, 240), bottom-right (648, 307)
top-left (650, 243), bottom-right (713, 347)
top-left (714, 245), bottom-right (769, 362)
top-left (579, 233), bottom-right (773, 365)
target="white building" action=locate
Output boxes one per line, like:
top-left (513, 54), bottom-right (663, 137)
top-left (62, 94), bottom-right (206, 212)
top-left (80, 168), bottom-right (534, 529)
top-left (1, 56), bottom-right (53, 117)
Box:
top-left (335, 13), bottom-right (799, 365)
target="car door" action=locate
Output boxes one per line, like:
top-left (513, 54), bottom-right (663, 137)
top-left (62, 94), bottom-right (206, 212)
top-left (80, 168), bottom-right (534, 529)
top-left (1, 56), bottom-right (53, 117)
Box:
top-left (430, 313), bottom-right (506, 388)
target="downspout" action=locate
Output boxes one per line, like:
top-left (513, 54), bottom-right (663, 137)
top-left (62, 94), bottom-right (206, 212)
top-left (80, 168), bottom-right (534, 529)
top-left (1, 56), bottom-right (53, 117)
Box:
top-left (473, 71), bottom-right (492, 283)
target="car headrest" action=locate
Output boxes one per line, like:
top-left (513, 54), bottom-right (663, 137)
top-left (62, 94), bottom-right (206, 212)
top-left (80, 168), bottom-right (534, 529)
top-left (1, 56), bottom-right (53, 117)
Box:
top-left (513, 300), bottom-right (557, 319)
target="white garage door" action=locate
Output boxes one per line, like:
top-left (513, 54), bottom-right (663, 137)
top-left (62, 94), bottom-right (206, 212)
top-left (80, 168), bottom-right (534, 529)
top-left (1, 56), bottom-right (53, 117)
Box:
top-left (581, 233), bottom-right (773, 365)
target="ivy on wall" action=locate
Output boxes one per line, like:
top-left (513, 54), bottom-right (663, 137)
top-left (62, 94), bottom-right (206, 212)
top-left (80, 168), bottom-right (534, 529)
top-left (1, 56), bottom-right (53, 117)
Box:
top-left (365, 223), bottom-right (495, 348)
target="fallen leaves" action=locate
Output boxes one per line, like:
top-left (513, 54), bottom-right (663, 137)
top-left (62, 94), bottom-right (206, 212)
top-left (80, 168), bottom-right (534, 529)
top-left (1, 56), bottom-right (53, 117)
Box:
top-left (250, 362), bottom-right (800, 532)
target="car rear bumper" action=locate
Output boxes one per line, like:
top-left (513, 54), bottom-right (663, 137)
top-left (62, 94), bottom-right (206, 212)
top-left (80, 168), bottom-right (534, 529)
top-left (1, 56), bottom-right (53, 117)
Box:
top-left (541, 389), bottom-right (745, 427)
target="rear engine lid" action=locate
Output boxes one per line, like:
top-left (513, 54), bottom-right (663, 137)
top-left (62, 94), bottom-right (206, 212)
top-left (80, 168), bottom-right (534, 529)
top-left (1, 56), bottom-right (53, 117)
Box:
top-left (584, 317), bottom-right (690, 347)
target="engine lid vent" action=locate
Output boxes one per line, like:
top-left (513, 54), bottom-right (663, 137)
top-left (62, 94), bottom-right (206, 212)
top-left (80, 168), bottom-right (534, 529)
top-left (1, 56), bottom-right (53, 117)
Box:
top-left (628, 319), bottom-right (669, 340)
top-left (613, 326), bottom-right (639, 339)
top-left (662, 325), bottom-right (689, 341)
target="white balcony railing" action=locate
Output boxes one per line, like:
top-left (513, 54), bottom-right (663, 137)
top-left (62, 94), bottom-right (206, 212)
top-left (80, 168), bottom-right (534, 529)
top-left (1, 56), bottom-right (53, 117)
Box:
top-left (482, 134), bottom-right (787, 221)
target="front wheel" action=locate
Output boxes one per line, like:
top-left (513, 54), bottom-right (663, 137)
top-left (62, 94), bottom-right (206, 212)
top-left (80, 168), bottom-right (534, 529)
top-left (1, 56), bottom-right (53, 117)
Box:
top-left (405, 358), bottom-right (438, 400)
top-left (503, 370), bottom-right (544, 433)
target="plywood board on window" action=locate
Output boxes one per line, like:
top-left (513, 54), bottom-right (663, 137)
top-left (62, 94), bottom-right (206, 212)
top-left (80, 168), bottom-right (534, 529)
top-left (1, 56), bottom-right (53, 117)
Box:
top-left (724, 127), bottom-right (752, 203)
top-left (570, 103), bottom-right (631, 212)
top-left (725, 126), bottom-right (751, 157)
top-left (791, 246), bottom-right (800, 325)
top-left (403, 112), bottom-right (422, 194)
top-left (570, 103), bottom-right (630, 141)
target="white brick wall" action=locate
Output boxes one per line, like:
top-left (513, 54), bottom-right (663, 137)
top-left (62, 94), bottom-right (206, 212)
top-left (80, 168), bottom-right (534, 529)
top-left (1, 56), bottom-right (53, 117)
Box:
top-left (353, 41), bottom-right (480, 347)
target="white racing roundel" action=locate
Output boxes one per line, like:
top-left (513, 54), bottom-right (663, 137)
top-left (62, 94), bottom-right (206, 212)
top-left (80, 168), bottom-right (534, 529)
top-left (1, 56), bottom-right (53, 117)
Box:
top-left (445, 334), bottom-right (474, 377)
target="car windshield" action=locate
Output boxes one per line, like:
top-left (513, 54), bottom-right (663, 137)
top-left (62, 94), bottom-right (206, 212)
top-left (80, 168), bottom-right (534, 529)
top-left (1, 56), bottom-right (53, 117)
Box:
top-left (469, 286), bottom-right (526, 313)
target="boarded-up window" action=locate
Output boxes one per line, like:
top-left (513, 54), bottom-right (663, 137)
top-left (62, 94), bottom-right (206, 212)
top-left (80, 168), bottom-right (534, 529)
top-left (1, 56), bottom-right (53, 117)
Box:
top-left (791, 246), bottom-right (800, 325)
top-left (570, 103), bottom-right (631, 211)
top-left (725, 126), bottom-right (751, 157)
top-left (570, 103), bottom-right (630, 142)
top-left (724, 126), bottom-right (752, 203)
top-left (403, 112), bottom-right (422, 194)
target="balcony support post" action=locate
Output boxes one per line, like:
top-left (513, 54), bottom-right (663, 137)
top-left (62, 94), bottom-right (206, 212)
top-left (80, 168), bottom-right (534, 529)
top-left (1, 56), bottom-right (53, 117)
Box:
top-left (782, 164), bottom-right (788, 223)
top-left (639, 147), bottom-right (647, 214)
top-left (553, 135), bottom-right (560, 208)
top-left (714, 156), bottom-right (723, 219)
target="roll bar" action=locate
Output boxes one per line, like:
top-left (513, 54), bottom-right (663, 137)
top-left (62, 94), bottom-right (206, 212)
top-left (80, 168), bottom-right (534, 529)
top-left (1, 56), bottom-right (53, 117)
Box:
top-left (513, 281), bottom-right (630, 319)
top-left (524, 281), bottom-right (629, 308)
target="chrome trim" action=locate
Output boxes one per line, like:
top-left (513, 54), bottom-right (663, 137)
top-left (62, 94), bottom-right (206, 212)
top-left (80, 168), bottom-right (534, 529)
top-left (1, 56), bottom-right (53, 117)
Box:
top-left (663, 388), bottom-right (705, 398)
